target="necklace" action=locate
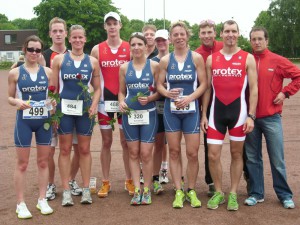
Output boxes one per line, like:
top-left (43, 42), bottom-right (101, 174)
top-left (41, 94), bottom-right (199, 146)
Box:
top-left (71, 51), bottom-right (84, 57)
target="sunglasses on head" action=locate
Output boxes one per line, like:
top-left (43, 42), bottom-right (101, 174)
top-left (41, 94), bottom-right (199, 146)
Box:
top-left (200, 19), bottom-right (215, 26)
top-left (26, 47), bottom-right (42, 53)
top-left (131, 32), bottom-right (144, 37)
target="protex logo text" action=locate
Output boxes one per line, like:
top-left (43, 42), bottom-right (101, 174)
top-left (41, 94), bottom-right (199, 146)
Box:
top-left (101, 59), bottom-right (128, 67)
top-left (168, 74), bottom-right (193, 80)
top-left (63, 74), bottom-right (89, 80)
top-left (212, 67), bottom-right (242, 77)
top-left (22, 85), bottom-right (47, 92)
top-left (127, 82), bottom-right (149, 89)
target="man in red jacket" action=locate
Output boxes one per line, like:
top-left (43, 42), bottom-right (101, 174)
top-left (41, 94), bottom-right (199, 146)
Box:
top-left (195, 19), bottom-right (223, 197)
top-left (244, 27), bottom-right (300, 209)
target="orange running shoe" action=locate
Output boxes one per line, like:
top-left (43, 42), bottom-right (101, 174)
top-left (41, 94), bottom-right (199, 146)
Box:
top-left (125, 179), bottom-right (135, 196)
top-left (97, 180), bottom-right (111, 198)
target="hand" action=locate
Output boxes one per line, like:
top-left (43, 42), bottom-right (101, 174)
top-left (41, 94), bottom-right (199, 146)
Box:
top-left (273, 92), bottom-right (286, 105)
top-left (201, 115), bottom-right (208, 133)
top-left (168, 88), bottom-right (180, 99)
top-left (119, 101), bottom-right (129, 113)
top-left (138, 96), bottom-right (149, 106)
top-left (88, 104), bottom-right (97, 117)
top-left (243, 117), bottom-right (254, 134)
top-left (173, 95), bottom-right (192, 109)
top-left (16, 99), bottom-right (31, 110)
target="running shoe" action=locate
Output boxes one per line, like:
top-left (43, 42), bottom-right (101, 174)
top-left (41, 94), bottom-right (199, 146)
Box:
top-left (207, 183), bottom-right (215, 197)
top-left (16, 202), bottom-right (32, 219)
top-left (97, 180), bottom-right (111, 198)
top-left (81, 188), bottom-right (92, 204)
top-left (131, 188), bottom-right (142, 205)
top-left (173, 189), bottom-right (185, 208)
top-left (141, 187), bottom-right (152, 205)
top-left (173, 180), bottom-right (185, 192)
top-left (227, 192), bottom-right (239, 211)
top-left (46, 183), bottom-right (56, 201)
top-left (36, 198), bottom-right (53, 215)
top-left (62, 190), bottom-right (74, 206)
top-left (244, 196), bottom-right (264, 206)
top-left (159, 169), bottom-right (169, 184)
top-left (282, 199), bottom-right (295, 209)
top-left (186, 190), bottom-right (201, 208)
top-left (207, 191), bottom-right (225, 209)
top-left (69, 180), bottom-right (82, 196)
top-left (125, 179), bottom-right (135, 196)
top-left (153, 180), bottom-right (164, 195)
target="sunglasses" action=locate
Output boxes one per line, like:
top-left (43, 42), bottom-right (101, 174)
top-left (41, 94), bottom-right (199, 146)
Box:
top-left (26, 47), bottom-right (42, 53)
top-left (199, 19), bottom-right (215, 26)
top-left (131, 32), bottom-right (144, 37)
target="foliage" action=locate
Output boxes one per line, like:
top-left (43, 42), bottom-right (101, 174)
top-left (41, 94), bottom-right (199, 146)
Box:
top-left (254, 0), bottom-right (300, 57)
top-left (33, 0), bottom-right (117, 52)
top-left (11, 18), bottom-right (38, 29)
top-left (0, 61), bottom-right (13, 70)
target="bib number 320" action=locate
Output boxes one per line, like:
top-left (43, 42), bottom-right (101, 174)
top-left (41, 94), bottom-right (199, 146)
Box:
top-left (128, 110), bottom-right (149, 125)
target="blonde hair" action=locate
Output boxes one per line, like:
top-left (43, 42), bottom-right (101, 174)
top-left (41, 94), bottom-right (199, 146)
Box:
top-left (142, 24), bottom-right (157, 33)
top-left (49, 17), bottom-right (67, 31)
top-left (69, 24), bottom-right (86, 36)
top-left (169, 21), bottom-right (192, 39)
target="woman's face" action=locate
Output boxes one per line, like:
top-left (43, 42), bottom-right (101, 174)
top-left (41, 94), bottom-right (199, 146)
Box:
top-left (130, 37), bottom-right (146, 58)
top-left (25, 41), bottom-right (42, 63)
top-left (69, 29), bottom-right (86, 50)
top-left (170, 26), bottom-right (188, 49)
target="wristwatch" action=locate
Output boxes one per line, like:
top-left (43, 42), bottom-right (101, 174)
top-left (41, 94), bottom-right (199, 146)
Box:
top-left (248, 113), bottom-right (256, 121)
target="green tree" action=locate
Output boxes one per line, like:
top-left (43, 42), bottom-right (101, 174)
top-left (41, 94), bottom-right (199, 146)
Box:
top-left (0, 13), bottom-right (17, 30)
top-left (33, 0), bottom-right (118, 51)
top-left (11, 18), bottom-right (38, 29)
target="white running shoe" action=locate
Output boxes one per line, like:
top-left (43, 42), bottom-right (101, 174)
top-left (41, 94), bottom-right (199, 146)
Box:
top-left (80, 188), bottom-right (92, 204)
top-left (159, 169), bottom-right (169, 184)
top-left (36, 198), bottom-right (54, 215)
top-left (16, 202), bottom-right (32, 219)
top-left (69, 180), bottom-right (83, 196)
top-left (46, 183), bottom-right (56, 200)
top-left (62, 190), bottom-right (74, 206)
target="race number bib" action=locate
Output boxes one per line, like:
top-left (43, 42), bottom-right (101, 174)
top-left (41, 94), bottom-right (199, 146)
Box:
top-left (156, 101), bottom-right (164, 114)
top-left (104, 101), bottom-right (120, 112)
top-left (23, 101), bottom-right (48, 119)
top-left (170, 97), bottom-right (196, 114)
top-left (128, 110), bottom-right (149, 125)
top-left (61, 99), bottom-right (83, 116)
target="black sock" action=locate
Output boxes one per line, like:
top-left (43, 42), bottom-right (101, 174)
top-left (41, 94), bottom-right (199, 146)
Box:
top-left (187, 188), bottom-right (193, 193)
top-left (153, 175), bottom-right (159, 182)
top-left (181, 176), bottom-right (184, 182)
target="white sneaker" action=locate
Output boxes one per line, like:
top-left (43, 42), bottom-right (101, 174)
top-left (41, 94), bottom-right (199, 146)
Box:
top-left (80, 188), bottom-right (92, 204)
top-left (159, 169), bottom-right (169, 184)
top-left (46, 183), bottom-right (56, 200)
top-left (62, 190), bottom-right (74, 206)
top-left (69, 180), bottom-right (83, 196)
top-left (36, 198), bottom-right (54, 215)
top-left (16, 202), bottom-right (32, 219)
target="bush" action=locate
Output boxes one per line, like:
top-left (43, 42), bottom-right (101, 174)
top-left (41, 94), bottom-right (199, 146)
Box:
top-left (0, 61), bottom-right (13, 70)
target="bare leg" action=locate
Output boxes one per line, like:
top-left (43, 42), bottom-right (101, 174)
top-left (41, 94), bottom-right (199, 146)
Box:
top-left (77, 135), bottom-right (92, 188)
top-left (229, 140), bottom-right (244, 193)
top-left (140, 142), bottom-right (154, 188)
top-left (127, 141), bottom-right (141, 188)
top-left (100, 129), bottom-right (112, 181)
top-left (208, 144), bottom-right (223, 192)
top-left (120, 129), bottom-right (131, 179)
top-left (37, 145), bottom-right (51, 199)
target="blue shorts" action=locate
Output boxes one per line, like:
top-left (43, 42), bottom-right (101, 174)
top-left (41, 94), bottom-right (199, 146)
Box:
top-left (58, 113), bottom-right (94, 136)
top-left (14, 110), bottom-right (52, 147)
top-left (122, 108), bottom-right (158, 143)
top-left (163, 99), bottom-right (200, 134)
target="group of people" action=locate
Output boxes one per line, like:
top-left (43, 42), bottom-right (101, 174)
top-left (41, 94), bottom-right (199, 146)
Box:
top-left (8, 11), bottom-right (300, 219)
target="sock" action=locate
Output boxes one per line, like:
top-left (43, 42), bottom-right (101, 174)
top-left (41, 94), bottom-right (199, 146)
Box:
top-left (161, 161), bottom-right (168, 170)
top-left (187, 188), bottom-right (193, 193)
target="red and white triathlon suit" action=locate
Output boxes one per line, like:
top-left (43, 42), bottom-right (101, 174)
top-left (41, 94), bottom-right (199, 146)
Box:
top-left (97, 41), bottom-right (130, 129)
top-left (207, 50), bottom-right (249, 144)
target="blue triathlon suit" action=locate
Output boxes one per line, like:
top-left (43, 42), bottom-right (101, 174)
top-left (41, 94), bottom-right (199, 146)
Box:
top-left (58, 53), bottom-right (94, 136)
top-left (14, 65), bottom-right (52, 147)
top-left (151, 56), bottom-right (165, 133)
top-left (122, 59), bottom-right (158, 143)
top-left (164, 50), bottom-right (200, 134)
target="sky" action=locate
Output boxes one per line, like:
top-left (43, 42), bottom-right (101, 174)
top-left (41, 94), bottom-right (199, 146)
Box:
top-left (1, 0), bottom-right (271, 36)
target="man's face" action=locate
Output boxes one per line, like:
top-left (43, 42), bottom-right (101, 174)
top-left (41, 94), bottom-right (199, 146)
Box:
top-left (104, 18), bottom-right (122, 37)
top-left (143, 29), bottom-right (156, 47)
top-left (49, 23), bottom-right (67, 45)
top-left (220, 23), bottom-right (239, 47)
top-left (250, 30), bottom-right (268, 53)
top-left (199, 26), bottom-right (216, 47)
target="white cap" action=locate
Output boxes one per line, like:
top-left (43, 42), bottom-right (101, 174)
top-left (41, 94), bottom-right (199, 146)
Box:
top-left (104, 12), bottom-right (121, 22)
top-left (155, 29), bottom-right (169, 40)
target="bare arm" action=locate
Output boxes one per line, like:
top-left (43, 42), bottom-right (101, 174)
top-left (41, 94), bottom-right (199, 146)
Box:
top-left (89, 56), bottom-right (101, 116)
top-left (200, 55), bottom-right (212, 133)
top-left (118, 63), bottom-right (129, 112)
top-left (50, 55), bottom-right (63, 94)
top-left (90, 44), bottom-right (99, 60)
top-left (8, 69), bottom-right (31, 110)
top-left (243, 53), bottom-right (258, 133)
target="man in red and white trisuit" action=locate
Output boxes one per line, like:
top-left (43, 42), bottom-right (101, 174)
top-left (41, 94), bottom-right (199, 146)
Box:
top-left (201, 20), bottom-right (258, 211)
top-left (90, 12), bottom-right (133, 197)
